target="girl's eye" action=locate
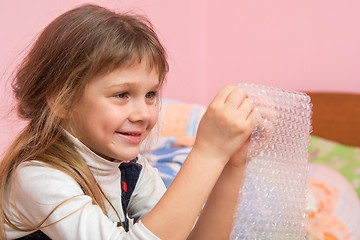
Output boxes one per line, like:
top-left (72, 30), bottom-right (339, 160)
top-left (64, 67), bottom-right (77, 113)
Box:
top-left (145, 91), bottom-right (158, 100)
top-left (114, 92), bottom-right (129, 99)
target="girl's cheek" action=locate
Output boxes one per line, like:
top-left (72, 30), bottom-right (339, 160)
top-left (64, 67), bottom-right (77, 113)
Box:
top-left (149, 107), bottom-right (159, 128)
top-left (152, 109), bottom-right (159, 126)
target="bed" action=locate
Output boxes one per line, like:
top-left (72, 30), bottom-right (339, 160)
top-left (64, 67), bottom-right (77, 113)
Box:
top-left (147, 91), bottom-right (360, 240)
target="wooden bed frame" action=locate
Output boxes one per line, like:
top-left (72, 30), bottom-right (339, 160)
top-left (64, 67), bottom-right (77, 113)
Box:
top-left (307, 92), bottom-right (360, 147)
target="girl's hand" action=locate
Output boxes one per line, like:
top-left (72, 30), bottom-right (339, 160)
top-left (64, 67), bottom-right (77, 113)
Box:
top-left (228, 137), bottom-right (251, 169)
top-left (193, 85), bottom-right (255, 166)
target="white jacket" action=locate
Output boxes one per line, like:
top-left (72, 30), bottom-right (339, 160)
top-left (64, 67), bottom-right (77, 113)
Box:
top-left (4, 133), bottom-right (166, 239)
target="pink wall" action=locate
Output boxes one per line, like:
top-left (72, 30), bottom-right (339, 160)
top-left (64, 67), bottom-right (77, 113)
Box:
top-left (1, 0), bottom-right (360, 153)
top-left (205, 1), bottom-right (360, 103)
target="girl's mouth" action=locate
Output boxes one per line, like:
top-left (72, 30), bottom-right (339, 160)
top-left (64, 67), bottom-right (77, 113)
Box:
top-left (116, 131), bottom-right (143, 144)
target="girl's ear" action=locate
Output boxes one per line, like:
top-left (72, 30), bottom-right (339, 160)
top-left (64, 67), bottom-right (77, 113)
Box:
top-left (46, 95), bottom-right (68, 119)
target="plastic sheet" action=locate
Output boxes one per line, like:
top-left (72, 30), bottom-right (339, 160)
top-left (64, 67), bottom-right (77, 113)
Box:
top-left (231, 84), bottom-right (312, 240)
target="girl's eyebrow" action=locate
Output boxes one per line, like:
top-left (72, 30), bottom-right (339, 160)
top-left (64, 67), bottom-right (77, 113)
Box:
top-left (106, 82), bottom-right (161, 90)
top-left (105, 82), bottom-right (132, 89)
top-left (152, 84), bottom-right (161, 90)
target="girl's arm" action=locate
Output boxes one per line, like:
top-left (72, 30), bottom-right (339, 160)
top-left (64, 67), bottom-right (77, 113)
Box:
top-left (187, 141), bottom-right (250, 240)
top-left (142, 85), bottom-right (254, 240)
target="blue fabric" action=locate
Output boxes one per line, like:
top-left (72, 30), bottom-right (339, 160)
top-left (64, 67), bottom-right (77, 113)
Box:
top-left (147, 147), bottom-right (191, 188)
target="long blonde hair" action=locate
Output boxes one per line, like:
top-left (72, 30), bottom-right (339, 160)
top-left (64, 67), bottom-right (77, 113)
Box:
top-left (0, 4), bottom-right (168, 237)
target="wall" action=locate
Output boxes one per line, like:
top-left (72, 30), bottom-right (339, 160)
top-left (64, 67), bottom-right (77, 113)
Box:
top-left (1, 0), bottom-right (360, 154)
top-left (205, 0), bottom-right (360, 103)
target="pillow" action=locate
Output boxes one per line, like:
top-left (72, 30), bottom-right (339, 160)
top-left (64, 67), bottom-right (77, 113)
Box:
top-left (306, 163), bottom-right (360, 239)
top-left (309, 135), bottom-right (360, 197)
top-left (157, 99), bottom-right (206, 147)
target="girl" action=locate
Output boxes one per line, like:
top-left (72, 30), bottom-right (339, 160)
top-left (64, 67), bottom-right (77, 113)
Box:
top-left (0, 4), bottom-right (255, 240)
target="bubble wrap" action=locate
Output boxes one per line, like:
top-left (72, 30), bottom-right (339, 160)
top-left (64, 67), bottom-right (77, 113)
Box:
top-left (231, 84), bottom-right (312, 240)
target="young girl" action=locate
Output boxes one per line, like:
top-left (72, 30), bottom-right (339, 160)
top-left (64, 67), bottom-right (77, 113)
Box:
top-left (0, 4), bottom-right (255, 240)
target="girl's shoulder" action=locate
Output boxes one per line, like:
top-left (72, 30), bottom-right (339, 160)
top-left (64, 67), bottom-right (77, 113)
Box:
top-left (15, 160), bottom-right (75, 182)
top-left (13, 160), bottom-right (84, 201)
top-left (15, 160), bottom-right (61, 179)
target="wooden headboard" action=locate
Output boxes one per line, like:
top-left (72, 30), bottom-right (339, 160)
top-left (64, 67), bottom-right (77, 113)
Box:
top-left (307, 92), bottom-right (360, 147)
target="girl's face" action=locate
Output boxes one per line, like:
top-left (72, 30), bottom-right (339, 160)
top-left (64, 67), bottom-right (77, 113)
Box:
top-left (67, 60), bottom-right (160, 162)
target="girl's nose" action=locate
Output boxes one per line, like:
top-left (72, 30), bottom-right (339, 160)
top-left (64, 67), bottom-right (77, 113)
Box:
top-left (129, 99), bottom-right (152, 123)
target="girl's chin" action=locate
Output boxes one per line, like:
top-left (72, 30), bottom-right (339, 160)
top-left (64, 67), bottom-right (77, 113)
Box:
top-left (94, 151), bottom-right (139, 163)
top-left (103, 154), bottom-right (139, 162)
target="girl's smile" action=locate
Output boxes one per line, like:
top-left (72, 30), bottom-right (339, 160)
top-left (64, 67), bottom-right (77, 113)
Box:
top-left (115, 130), bottom-right (145, 144)
top-left (66, 60), bottom-right (160, 162)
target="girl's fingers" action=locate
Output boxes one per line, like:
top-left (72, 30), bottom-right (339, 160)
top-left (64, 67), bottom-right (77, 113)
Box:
top-left (218, 86), bottom-right (255, 130)
top-left (237, 97), bottom-right (254, 120)
top-left (208, 84), bottom-right (255, 129)
top-left (210, 85), bottom-right (236, 106)
top-left (246, 109), bottom-right (256, 130)
top-left (224, 87), bottom-right (247, 109)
